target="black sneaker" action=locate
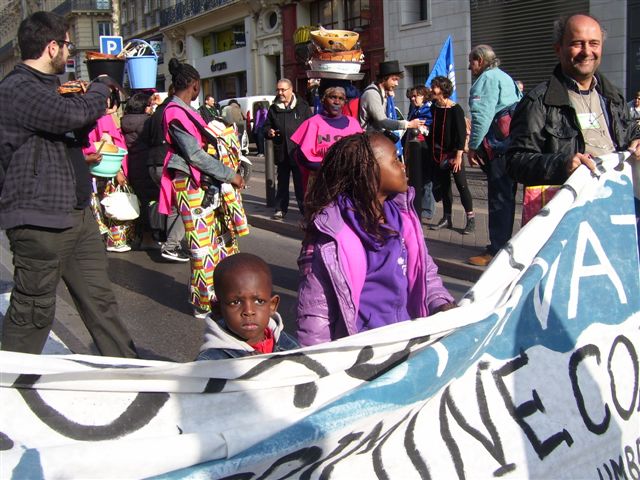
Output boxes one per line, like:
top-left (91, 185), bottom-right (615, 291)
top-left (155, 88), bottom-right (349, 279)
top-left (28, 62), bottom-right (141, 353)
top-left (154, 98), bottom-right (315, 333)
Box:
top-left (161, 247), bottom-right (190, 262)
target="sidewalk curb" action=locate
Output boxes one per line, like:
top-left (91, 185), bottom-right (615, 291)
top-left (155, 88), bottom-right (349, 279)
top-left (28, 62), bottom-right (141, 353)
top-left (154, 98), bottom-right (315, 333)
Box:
top-left (246, 213), bottom-right (485, 283)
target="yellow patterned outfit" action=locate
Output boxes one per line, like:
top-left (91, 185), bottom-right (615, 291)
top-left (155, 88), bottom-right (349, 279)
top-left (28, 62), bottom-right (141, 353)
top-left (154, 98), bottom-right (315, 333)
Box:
top-left (173, 125), bottom-right (249, 313)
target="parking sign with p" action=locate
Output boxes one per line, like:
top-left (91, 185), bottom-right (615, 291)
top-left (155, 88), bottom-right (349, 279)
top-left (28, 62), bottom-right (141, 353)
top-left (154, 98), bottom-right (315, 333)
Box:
top-left (100, 36), bottom-right (123, 56)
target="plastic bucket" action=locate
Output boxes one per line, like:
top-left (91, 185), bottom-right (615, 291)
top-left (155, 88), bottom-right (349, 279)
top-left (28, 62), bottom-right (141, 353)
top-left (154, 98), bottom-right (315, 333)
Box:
top-left (90, 147), bottom-right (127, 177)
top-left (86, 58), bottom-right (126, 84)
top-left (126, 39), bottom-right (158, 90)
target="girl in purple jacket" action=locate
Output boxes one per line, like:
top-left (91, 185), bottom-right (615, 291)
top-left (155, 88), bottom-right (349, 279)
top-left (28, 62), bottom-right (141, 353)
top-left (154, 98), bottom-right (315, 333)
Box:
top-left (296, 132), bottom-right (456, 346)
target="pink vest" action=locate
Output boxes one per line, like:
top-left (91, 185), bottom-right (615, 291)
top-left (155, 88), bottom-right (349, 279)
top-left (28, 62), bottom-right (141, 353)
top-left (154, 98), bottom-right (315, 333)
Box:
top-left (158, 102), bottom-right (206, 215)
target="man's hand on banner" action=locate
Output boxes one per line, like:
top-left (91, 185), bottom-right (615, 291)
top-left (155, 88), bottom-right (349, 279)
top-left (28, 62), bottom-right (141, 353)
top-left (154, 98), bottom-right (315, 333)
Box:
top-left (566, 152), bottom-right (598, 177)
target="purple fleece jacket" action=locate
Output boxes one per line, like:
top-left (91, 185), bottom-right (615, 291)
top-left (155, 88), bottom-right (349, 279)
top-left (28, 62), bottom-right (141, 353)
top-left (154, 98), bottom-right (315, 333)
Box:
top-left (296, 187), bottom-right (454, 346)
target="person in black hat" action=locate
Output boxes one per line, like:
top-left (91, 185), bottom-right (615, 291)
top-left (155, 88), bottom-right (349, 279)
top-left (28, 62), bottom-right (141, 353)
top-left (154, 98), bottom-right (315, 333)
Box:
top-left (359, 60), bottom-right (425, 133)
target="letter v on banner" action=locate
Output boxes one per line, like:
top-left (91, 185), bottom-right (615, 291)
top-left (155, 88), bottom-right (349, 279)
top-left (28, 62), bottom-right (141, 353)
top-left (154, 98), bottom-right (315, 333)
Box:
top-left (426, 35), bottom-right (456, 102)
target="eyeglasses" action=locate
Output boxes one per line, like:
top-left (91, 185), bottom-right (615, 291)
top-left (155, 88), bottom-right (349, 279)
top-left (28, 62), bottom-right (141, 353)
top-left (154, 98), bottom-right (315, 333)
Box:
top-left (276, 87), bottom-right (291, 93)
top-left (55, 40), bottom-right (76, 55)
top-left (326, 95), bottom-right (346, 101)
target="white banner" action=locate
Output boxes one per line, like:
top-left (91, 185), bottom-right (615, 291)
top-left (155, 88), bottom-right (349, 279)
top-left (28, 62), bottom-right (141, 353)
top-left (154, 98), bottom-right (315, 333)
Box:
top-left (1, 154), bottom-right (639, 479)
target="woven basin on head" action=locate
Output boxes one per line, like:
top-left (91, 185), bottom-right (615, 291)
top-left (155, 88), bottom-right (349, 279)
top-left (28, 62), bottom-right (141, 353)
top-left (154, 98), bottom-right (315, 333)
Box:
top-left (90, 147), bottom-right (127, 177)
top-left (310, 30), bottom-right (359, 51)
top-left (86, 58), bottom-right (125, 84)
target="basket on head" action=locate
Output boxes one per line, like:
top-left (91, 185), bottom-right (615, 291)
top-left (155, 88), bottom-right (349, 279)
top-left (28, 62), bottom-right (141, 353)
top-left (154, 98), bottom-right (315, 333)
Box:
top-left (310, 30), bottom-right (359, 51)
top-left (86, 56), bottom-right (126, 85)
top-left (125, 39), bottom-right (158, 90)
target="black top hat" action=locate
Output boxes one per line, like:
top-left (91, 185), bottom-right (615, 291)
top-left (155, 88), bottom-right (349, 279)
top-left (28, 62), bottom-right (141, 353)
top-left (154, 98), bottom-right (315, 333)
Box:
top-left (378, 60), bottom-right (403, 78)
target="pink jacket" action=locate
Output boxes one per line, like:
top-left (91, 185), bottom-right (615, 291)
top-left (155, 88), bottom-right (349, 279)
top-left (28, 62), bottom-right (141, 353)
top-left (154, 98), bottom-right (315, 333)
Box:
top-left (296, 188), bottom-right (454, 346)
top-left (157, 101), bottom-right (206, 215)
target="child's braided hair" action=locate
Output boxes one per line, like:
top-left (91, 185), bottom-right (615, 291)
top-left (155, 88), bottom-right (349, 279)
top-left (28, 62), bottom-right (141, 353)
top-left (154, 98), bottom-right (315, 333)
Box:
top-left (304, 131), bottom-right (390, 241)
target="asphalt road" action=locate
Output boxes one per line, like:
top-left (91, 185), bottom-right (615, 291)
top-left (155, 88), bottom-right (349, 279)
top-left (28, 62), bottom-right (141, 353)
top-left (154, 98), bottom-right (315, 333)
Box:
top-left (0, 226), bottom-right (472, 363)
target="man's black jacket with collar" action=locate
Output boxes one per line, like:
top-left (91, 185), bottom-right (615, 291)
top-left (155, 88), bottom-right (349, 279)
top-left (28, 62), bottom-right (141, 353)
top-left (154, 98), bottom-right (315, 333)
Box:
top-left (506, 64), bottom-right (639, 186)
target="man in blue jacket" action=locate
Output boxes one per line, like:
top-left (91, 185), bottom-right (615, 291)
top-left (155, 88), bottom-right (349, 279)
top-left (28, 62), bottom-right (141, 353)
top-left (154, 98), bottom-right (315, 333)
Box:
top-left (466, 44), bottom-right (522, 267)
top-left (0, 12), bottom-right (138, 357)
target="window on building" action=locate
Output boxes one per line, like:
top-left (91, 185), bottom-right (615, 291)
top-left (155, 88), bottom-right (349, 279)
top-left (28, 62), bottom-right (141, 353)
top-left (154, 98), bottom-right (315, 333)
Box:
top-left (402, 0), bottom-right (429, 25)
top-left (144, 0), bottom-right (153, 13)
top-left (410, 64), bottom-right (429, 87)
top-left (97, 21), bottom-right (112, 37)
top-left (96, 0), bottom-right (110, 9)
top-left (344, 0), bottom-right (370, 30)
top-left (202, 24), bottom-right (246, 56)
top-left (203, 34), bottom-right (214, 56)
top-left (121, 2), bottom-right (128, 23)
top-left (310, 0), bottom-right (338, 29)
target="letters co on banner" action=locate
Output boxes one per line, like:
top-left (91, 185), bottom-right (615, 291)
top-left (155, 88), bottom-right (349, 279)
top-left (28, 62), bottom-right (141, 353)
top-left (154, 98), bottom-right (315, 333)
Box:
top-left (0, 153), bottom-right (639, 479)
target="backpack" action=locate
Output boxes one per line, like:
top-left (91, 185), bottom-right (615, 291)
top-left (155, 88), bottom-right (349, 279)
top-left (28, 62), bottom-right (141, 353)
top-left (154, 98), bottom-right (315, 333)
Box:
top-left (482, 101), bottom-right (519, 159)
top-left (145, 102), bottom-right (169, 167)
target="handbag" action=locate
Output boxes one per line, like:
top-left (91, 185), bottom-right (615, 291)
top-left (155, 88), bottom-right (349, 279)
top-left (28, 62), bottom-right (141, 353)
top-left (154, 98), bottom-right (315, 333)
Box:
top-left (101, 185), bottom-right (140, 221)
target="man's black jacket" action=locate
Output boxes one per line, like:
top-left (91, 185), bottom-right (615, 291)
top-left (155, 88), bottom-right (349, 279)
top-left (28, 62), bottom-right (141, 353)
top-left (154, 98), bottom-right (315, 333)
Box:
top-left (506, 64), bottom-right (639, 186)
top-left (263, 95), bottom-right (311, 165)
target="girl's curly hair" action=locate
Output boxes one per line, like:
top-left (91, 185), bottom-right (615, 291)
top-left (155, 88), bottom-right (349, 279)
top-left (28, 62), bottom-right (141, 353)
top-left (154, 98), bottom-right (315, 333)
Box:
top-left (304, 131), bottom-right (390, 240)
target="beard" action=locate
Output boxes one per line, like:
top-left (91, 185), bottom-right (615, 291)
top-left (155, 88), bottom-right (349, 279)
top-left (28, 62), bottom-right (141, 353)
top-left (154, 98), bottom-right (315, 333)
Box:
top-left (51, 49), bottom-right (66, 75)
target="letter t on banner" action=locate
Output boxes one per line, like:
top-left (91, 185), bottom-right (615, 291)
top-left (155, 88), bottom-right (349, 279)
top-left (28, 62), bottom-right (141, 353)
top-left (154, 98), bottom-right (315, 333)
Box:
top-left (426, 35), bottom-right (456, 102)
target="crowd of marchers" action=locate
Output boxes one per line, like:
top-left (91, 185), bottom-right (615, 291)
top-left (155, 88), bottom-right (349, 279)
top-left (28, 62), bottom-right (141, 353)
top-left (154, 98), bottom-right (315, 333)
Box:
top-left (0, 11), bottom-right (637, 361)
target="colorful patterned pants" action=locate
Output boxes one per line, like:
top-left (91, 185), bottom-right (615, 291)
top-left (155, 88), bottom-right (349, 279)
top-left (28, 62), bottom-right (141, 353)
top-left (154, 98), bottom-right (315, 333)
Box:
top-left (173, 174), bottom-right (240, 313)
top-left (90, 179), bottom-right (135, 249)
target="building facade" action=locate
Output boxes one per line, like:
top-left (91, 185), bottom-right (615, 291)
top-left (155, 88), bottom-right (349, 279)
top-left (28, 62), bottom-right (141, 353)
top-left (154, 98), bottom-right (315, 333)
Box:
top-left (386, 0), bottom-right (629, 117)
top-left (0, 0), bottom-right (115, 81)
top-left (0, 1), bottom-right (636, 110)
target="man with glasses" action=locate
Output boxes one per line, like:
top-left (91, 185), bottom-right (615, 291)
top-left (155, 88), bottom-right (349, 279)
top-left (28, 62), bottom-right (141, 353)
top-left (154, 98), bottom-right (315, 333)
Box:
top-left (0, 11), bottom-right (138, 357)
top-left (264, 78), bottom-right (311, 219)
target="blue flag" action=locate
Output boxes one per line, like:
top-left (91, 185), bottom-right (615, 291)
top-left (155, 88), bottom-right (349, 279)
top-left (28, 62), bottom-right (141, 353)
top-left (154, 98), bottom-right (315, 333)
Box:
top-left (385, 94), bottom-right (403, 157)
top-left (426, 35), bottom-right (456, 102)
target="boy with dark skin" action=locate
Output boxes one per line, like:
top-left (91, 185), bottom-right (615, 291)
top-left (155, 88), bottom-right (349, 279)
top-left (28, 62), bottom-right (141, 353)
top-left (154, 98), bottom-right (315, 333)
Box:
top-left (197, 253), bottom-right (299, 360)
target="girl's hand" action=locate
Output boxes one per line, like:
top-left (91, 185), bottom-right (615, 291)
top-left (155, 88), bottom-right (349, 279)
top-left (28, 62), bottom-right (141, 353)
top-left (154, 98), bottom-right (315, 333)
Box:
top-left (434, 302), bottom-right (457, 313)
top-left (85, 153), bottom-right (102, 165)
top-left (452, 154), bottom-right (463, 173)
top-left (115, 170), bottom-right (127, 186)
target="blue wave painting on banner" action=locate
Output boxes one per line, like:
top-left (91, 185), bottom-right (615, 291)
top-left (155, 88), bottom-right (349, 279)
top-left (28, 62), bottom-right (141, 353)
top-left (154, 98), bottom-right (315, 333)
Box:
top-left (0, 154), bottom-right (639, 479)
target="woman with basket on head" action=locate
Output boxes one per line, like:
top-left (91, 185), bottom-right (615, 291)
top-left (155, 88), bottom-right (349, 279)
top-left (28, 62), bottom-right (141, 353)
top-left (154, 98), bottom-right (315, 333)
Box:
top-left (158, 58), bottom-right (247, 319)
top-left (427, 76), bottom-right (475, 235)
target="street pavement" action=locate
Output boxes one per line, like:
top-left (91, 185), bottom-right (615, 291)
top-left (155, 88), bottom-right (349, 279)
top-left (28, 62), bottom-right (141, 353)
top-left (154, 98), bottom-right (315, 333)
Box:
top-left (0, 225), bottom-right (472, 361)
top-left (244, 154), bottom-right (524, 282)
top-left (0, 152), bottom-right (512, 360)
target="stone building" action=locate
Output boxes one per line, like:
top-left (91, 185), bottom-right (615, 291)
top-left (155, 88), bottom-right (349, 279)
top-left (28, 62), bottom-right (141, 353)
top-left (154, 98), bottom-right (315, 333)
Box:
top-left (2, 0), bottom-right (639, 110)
top-left (0, 0), bottom-right (115, 81)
